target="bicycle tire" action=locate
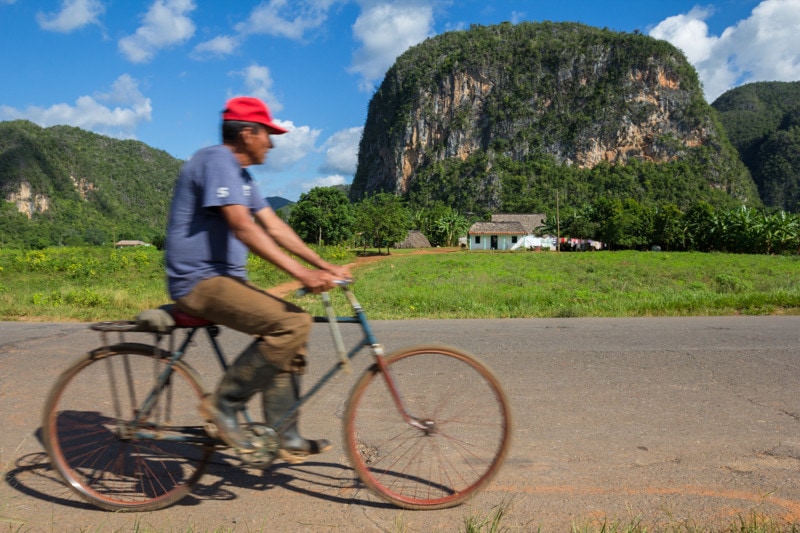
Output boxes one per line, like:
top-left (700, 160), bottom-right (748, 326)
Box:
top-left (41, 343), bottom-right (213, 511)
top-left (343, 345), bottom-right (512, 510)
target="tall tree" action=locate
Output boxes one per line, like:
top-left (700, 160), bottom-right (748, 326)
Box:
top-left (354, 193), bottom-right (411, 254)
top-left (288, 187), bottom-right (354, 245)
top-left (653, 204), bottom-right (686, 251)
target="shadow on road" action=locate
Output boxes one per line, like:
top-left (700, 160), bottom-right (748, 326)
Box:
top-left (6, 446), bottom-right (396, 513)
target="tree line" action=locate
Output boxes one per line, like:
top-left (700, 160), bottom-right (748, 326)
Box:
top-left (287, 187), bottom-right (469, 253)
top-left (550, 199), bottom-right (800, 254)
top-left (289, 186), bottom-right (800, 255)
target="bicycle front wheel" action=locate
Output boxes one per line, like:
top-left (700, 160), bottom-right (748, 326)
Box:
top-left (344, 345), bottom-right (512, 510)
top-left (41, 343), bottom-right (213, 511)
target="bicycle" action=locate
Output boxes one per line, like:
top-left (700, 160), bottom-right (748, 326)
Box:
top-left (41, 282), bottom-right (512, 512)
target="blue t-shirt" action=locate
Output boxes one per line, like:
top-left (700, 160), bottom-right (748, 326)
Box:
top-left (166, 145), bottom-right (269, 300)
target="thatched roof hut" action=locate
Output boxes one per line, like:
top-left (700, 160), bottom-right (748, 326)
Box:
top-left (490, 214), bottom-right (546, 234)
top-left (468, 221), bottom-right (527, 236)
top-left (394, 230), bottom-right (432, 249)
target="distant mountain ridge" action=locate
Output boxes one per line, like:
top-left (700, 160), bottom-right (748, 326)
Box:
top-left (4, 30), bottom-right (800, 249)
top-left (266, 196), bottom-right (293, 210)
top-left (712, 81), bottom-right (800, 211)
top-left (0, 120), bottom-right (182, 247)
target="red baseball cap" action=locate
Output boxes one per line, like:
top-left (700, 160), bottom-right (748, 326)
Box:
top-left (222, 96), bottom-right (288, 135)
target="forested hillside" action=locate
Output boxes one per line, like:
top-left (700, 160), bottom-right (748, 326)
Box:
top-left (352, 21), bottom-right (759, 215)
top-left (712, 81), bottom-right (800, 212)
top-left (0, 120), bottom-right (182, 248)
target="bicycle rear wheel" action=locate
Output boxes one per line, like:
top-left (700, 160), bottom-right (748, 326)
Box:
top-left (41, 343), bottom-right (213, 511)
top-left (344, 345), bottom-right (512, 510)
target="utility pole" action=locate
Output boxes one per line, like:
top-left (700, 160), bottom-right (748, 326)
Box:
top-left (556, 189), bottom-right (560, 253)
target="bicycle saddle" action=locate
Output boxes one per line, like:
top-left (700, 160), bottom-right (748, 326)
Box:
top-left (169, 306), bottom-right (214, 328)
top-left (134, 305), bottom-right (213, 332)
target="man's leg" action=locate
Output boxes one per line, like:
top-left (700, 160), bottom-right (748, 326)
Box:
top-left (177, 276), bottom-right (312, 371)
top-left (262, 372), bottom-right (332, 464)
top-left (177, 276), bottom-right (328, 458)
top-left (199, 340), bottom-right (277, 452)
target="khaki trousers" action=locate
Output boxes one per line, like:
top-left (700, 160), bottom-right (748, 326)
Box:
top-left (176, 276), bottom-right (312, 372)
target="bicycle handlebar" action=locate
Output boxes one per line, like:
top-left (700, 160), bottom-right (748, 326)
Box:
top-left (294, 278), bottom-right (353, 298)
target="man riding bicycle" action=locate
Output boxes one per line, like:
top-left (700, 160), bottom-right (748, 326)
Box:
top-left (165, 96), bottom-right (351, 462)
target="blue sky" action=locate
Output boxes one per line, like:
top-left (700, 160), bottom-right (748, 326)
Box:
top-left (1, 0), bottom-right (798, 201)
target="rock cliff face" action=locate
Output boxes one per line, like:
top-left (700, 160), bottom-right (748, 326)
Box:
top-left (351, 22), bottom-right (757, 210)
top-left (7, 181), bottom-right (49, 217)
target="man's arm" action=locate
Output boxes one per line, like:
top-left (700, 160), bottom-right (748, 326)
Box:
top-left (254, 207), bottom-right (352, 280)
top-left (219, 204), bottom-right (338, 292)
top-left (219, 204), bottom-right (351, 292)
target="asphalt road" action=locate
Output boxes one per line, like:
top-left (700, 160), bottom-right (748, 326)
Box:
top-left (2, 316), bottom-right (800, 532)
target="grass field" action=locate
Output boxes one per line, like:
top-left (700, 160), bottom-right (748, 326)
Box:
top-left (1, 246), bottom-right (800, 321)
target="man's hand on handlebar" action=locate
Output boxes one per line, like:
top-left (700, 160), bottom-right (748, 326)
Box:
top-left (297, 267), bottom-right (352, 294)
top-left (327, 264), bottom-right (352, 283)
top-left (296, 269), bottom-right (335, 294)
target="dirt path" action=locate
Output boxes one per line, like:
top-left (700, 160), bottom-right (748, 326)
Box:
top-left (267, 247), bottom-right (461, 298)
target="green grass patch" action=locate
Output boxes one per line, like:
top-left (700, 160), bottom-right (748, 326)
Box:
top-left (2, 247), bottom-right (800, 321)
top-left (298, 250), bottom-right (800, 319)
top-left (0, 245), bottom-right (352, 321)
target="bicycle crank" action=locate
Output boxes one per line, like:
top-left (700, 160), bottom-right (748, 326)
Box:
top-left (237, 424), bottom-right (280, 468)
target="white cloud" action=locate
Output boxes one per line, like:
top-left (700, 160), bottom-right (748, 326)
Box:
top-left (118, 0), bottom-right (196, 63)
top-left (37, 0), bottom-right (105, 33)
top-left (234, 0), bottom-right (333, 40)
top-left (265, 120), bottom-right (321, 171)
top-left (191, 0), bottom-right (336, 61)
top-left (300, 175), bottom-right (347, 193)
top-left (0, 74), bottom-right (151, 139)
top-left (320, 126), bottom-right (362, 175)
top-left (229, 63), bottom-right (283, 112)
top-left (650, 0), bottom-right (800, 101)
top-left (192, 35), bottom-right (240, 59)
top-left (349, 3), bottom-right (434, 91)
top-left (649, 7), bottom-right (718, 64)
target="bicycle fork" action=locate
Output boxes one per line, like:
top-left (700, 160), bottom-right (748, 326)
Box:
top-left (228, 287), bottom-right (435, 441)
top-left (369, 344), bottom-right (437, 435)
top-left (340, 288), bottom-right (436, 435)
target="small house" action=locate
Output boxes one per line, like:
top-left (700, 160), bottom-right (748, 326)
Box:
top-left (467, 214), bottom-right (548, 251)
top-left (490, 214), bottom-right (547, 235)
top-left (394, 230), bottom-right (432, 249)
top-left (468, 221), bottom-right (527, 250)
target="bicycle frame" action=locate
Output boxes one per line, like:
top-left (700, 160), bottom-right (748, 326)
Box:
top-left (117, 286), bottom-right (426, 445)
top-left (257, 287), bottom-right (430, 435)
